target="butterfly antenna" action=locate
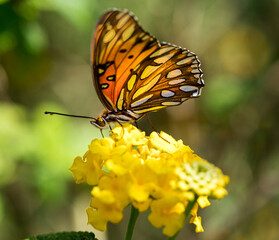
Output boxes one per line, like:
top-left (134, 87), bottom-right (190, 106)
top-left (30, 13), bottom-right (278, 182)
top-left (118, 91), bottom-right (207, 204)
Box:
top-left (44, 111), bottom-right (94, 120)
top-left (145, 114), bottom-right (170, 143)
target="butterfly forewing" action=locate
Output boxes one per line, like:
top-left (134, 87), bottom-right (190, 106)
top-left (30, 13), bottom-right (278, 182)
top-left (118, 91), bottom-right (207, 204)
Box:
top-left (91, 10), bottom-right (159, 111)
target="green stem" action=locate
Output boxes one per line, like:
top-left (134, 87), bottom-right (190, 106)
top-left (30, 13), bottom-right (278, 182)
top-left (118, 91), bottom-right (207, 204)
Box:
top-left (168, 195), bottom-right (198, 240)
top-left (125, 205), bottom-right (139, 240)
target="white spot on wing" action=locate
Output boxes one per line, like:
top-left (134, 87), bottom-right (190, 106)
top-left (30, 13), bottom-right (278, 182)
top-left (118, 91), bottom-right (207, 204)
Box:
top-left (192, 91), bottom-right (200, 97)
top-left (191, 64), bottom-right (199, 68)
top-left (176, 56), bottom-right (195, 65)
top-left (166, 69), bottom-right (182, 78)
top-left (168, 79), bottom-right (185, 85)
top-left (198, 79), bottom-right (204, 84)
top-left (131, 94), bottom-right (153, 107)
top-left (161, 90), bottom-right (175, 98)
top-left (154, 52), bottom-right (175, 64)
top-left (191, 69), bottom-right (200, 74)
top-left (180, 86), bottom-right (198, 92)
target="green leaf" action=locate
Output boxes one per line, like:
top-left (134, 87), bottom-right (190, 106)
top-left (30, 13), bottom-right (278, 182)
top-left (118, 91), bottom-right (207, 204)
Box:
top-left (25, 231), bottom-right (97, 240)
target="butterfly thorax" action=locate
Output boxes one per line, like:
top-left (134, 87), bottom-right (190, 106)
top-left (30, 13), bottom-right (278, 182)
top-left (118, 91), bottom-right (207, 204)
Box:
top-left (91, 109), bottom-right (143, 129)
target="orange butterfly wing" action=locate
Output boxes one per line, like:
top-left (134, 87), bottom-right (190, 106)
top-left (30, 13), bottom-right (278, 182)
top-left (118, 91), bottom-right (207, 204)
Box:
top-left (91, 10), bottom-right (159, 111)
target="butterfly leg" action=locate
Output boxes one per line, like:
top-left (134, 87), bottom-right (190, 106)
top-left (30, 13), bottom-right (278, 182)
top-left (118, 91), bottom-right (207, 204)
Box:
top-left (100, 129), bottom-right (104, 138)
top-left (145, 114), bottom-right (169, 143)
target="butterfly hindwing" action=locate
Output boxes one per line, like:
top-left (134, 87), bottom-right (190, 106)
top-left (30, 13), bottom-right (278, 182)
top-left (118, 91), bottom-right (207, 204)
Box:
top-left (116, 43), bottom-right (204, 114)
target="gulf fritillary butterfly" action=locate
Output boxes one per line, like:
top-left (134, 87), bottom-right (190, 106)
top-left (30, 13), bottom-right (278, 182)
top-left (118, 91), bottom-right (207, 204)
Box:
top-left (46, 9), bottom-right (204, 129)
top-left (90, 9), bottom-right (204, 128)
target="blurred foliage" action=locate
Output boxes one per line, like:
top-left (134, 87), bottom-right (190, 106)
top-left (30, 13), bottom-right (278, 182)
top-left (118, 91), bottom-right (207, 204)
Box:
top-left (27, 231), bottom-right (96, 240)
top-left (0, 0), bottom-right (278, 240)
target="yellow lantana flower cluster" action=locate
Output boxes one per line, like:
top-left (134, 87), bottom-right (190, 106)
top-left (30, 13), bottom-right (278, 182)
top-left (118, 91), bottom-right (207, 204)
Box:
top-left (70, 124), bottom-right (229, 237)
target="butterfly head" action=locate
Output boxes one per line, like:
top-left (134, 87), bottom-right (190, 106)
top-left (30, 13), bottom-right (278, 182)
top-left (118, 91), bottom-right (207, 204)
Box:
top-left (90, 116), bottom-right (107, 129)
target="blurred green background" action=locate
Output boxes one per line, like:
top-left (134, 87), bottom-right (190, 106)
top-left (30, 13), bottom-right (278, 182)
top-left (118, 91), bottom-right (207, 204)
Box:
top-left (0, 0), bottom-right (278, 239)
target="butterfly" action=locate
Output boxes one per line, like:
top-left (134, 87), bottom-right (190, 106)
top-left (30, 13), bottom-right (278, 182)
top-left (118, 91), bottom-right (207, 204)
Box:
top-left (45, 9), bottom-right (204, 130)
top-left (90, 9), bottom-right (204, 129)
